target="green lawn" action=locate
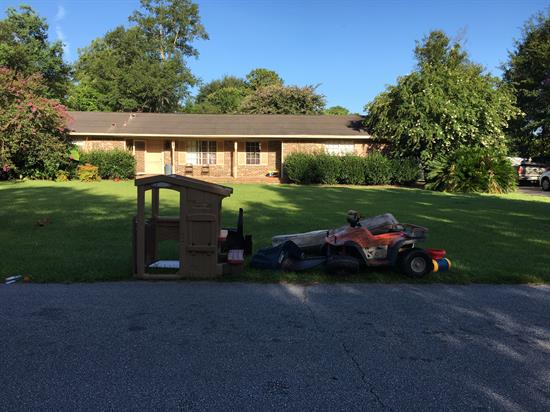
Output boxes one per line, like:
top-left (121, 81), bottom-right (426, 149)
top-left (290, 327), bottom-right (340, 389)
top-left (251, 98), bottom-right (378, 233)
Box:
top-left (1, 180), bottom-right (549, 283)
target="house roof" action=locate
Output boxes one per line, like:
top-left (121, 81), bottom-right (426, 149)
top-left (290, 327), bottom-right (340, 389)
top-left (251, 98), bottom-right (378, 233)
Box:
top-left (68, 111), bottom-right (369, 139)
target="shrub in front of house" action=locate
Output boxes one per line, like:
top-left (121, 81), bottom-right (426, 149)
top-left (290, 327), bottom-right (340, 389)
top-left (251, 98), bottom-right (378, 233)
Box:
top-left (80, 149), bottom-right (136, 179)
top-left (283, 152), bottom-right (319, 184)
top-left (426, 147), bottom-right (516, 194)
top-left (390, 157), bottom-right (421, 185)
top-left (77, 164), bottom-right (101, 182)
top-left (339, 155), bottom-right (365, 185)
top-left (363, 151), bottom-right (392, 185)
top-left (315, 153), bottom-right (341, 185)
top-left (284, 151), bottom-right (418, 186)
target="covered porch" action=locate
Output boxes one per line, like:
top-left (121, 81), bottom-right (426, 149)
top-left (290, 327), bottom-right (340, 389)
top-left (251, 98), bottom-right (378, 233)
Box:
top-left (130, 138), bottom-right (282, 180)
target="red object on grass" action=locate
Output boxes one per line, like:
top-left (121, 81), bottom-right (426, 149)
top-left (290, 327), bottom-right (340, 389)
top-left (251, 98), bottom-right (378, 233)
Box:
top-left (228, 249), bottom-right (244, 265)
top-left (425, 248), bottom-right (446, 260)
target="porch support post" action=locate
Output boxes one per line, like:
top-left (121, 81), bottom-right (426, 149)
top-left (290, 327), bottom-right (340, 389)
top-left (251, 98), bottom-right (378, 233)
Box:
top-left (280, 141), bottom-right (285, 179)
top-left (136, 186), bottom-right (146, 278)
top-left (170, 140), bottom-right (175, 173)
top-left (232, 140), bottom-right (238, 178)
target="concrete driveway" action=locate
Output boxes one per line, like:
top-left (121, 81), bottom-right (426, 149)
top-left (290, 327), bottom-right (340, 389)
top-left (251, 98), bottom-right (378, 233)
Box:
top-left (1, 283), bottom-right (549, 411)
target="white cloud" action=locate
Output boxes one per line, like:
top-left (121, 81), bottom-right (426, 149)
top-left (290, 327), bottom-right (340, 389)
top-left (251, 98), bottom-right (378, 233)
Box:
top-left (55, 5), bottom-right (66, 22)
top-left (55, 25), bottom-right (70, 59)
top-left (54, 5), bottom-right (69, 59)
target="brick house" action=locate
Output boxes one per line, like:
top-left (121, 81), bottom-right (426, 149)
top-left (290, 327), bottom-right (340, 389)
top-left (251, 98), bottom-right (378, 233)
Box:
top-left (68, 111), bottom-right (374, 180)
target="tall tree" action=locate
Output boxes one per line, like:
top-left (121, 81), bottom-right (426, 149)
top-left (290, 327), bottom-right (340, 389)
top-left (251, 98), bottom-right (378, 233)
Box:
top-left (324, 106), bottom-right (350, 115)
top-left (71, 0), bottom-right (207, 112)
top-left (503, 8), bottom-right (550, 159)
top-left (187, 86), bottom-right (249, 113)
top-left (0, 68), bottom-right (71, 179)
top-left (240, 84), bottom-right (325, 115)
top-left (129, 0), bottom-right (208, 61)
top-left (0, 5), bottom-right (71, 100)
top-left (195, 75), bottom-right (248, 104)
top-left (364, 31), bottom-right (518, 164)
top-left (246, 68), bottom-right (283, 90)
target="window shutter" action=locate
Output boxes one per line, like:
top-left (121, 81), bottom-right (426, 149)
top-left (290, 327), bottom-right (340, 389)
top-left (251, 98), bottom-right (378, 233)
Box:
top-left (186, 140), bottom-right (197, 165)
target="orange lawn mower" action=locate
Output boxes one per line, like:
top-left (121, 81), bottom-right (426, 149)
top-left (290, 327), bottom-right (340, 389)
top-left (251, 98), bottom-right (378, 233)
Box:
top-left (323, 211), bottom-right (451, 277)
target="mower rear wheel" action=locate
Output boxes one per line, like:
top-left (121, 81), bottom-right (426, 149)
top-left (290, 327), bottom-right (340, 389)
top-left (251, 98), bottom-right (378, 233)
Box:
top-left (397, 248), bottom-right (433, 278)
top-left (326, 255), bottom-right (360, 275)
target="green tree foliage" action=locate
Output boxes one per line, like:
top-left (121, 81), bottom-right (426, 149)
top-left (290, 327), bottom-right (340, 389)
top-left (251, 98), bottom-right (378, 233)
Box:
top-left (201, 87), bottom-right (249, 113)
top-left (71, 0), bottom-right (207, 112)
top-left (195, 75), bottom-right (248, 104)
top-left (66, 81), bottom-right (106, 111)
top-left (0, 5), bottom-right (71, 100)
top-left (324, 105), bottom-right (350, 115)
top-left (246, 68), bottom-right (283, 90)
top-left (129, 0), bottom-right (208, 60)
top-left (188, 68), bottom-right (326, 114)
top-left (0, 68), bottom-right (71, 179)
top-left (241, 84), bottom-right (325, 115)
top-left (503, 8), bottom-right (550, 158)
top-left (364, 31), bottom-right (518, 164)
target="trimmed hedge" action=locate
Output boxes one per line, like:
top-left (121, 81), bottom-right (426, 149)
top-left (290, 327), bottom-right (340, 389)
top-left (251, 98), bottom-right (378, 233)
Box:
top-left (364, 151), bottom-right (392, 185)
top-left (80, 149), bottom-right (136, 179)
top-left (283, 152), bottom-right (420, 186)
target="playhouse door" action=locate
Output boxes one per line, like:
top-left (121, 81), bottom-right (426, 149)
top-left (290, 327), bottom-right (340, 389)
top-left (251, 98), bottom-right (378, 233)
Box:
top-left (145, 140), bottom-right (164, 175)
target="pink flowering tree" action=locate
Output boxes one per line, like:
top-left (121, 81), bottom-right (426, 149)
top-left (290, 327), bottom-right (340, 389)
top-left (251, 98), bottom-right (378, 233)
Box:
top-left (0, 67), bottom-right (72, 179)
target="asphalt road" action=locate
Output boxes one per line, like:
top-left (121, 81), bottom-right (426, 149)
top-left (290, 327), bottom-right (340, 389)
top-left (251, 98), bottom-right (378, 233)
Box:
top-left (1, 283), bottom-right (549, 411)
top-left (517, 185), bottom-right (550, 197)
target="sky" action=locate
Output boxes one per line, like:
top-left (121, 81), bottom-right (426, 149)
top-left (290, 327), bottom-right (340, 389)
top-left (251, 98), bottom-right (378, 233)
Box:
top-left (1, 0), bottom-right (548, 113)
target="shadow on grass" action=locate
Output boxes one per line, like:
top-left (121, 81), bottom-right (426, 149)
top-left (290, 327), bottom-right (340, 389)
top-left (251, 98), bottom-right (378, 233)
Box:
top-left (223, 185), bottom-right (550, 283)
top-left (0, 183), bottom-right (137, 282)
top-left (1, 182), bottom-right (549, 283)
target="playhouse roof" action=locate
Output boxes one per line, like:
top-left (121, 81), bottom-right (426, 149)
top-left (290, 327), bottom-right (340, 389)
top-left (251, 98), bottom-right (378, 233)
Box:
top-left (135, 174), bottom-right (233, 197)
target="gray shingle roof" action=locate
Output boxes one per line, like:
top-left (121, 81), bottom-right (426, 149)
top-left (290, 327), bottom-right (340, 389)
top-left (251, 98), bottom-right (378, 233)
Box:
top-left (68, 112), bottom-right (369, 138)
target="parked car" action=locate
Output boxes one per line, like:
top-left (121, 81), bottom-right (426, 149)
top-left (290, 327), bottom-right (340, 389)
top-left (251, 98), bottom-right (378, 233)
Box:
top-left (539, 170), bottom-right (550, 191)
top-left (509, 158), bottom-right (550, 185)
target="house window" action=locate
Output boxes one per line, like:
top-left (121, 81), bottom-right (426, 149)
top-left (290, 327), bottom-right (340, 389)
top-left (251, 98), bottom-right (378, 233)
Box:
top-left (325, 141), bottom-right (355, 156)
top-left (187, 140), bottom-right (216, 165)
top-left (246, 142), bottom-right (261, 165)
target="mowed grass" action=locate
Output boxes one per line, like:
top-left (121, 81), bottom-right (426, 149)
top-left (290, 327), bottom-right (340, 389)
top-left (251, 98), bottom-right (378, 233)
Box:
top-left (0, 180), bottom-right (549, 283)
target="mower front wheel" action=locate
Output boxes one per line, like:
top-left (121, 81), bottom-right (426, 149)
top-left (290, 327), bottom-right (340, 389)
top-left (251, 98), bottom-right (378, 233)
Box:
top-left (397, 248), bottom-right (433, 278)
top-left (326, 255), bottom-right (360, 275)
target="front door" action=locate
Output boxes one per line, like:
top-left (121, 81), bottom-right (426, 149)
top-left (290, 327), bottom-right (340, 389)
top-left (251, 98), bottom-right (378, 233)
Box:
top-left (145, 140), bottom-right (164, 175)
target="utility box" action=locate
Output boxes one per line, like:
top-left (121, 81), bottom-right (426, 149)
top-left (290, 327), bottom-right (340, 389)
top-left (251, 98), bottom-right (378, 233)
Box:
top-left (133, 174), bottom-right (233, 280)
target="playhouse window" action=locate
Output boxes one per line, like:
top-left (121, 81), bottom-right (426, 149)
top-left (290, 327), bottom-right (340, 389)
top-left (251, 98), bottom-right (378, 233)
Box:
top-left (187, 140), bottom-right (217, 165)
top-left (246, 142), bottom-right (261, 165)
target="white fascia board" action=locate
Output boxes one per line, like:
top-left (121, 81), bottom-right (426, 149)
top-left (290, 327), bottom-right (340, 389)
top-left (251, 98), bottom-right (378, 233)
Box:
top-left (69, 132), bottom-right (372, 140)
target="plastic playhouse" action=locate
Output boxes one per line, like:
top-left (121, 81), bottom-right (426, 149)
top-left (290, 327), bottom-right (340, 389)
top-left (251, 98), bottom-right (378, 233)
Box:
top-left (133, 175), bottom-right (249, 280)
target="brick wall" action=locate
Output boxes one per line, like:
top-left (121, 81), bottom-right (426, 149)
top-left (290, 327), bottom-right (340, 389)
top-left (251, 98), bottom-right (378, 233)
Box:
top-left (73, 136), bottom-right (375, 179)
